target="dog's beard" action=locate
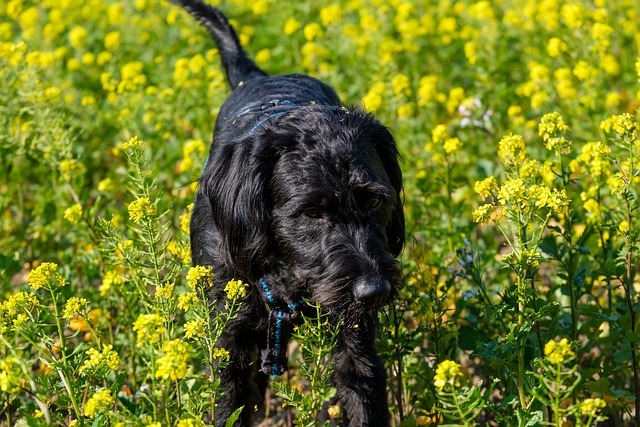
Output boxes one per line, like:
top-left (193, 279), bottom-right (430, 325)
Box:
top-left (279, 235), bottom-right (401, 315)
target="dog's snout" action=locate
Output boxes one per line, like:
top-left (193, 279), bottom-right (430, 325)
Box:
top-left (353, 276), bottom-right (391, 306)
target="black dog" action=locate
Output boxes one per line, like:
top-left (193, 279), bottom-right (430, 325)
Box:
top-left (177, 1), bottom-right (404, 425)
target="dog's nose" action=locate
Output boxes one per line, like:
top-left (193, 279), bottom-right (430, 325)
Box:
top-left (353, 276), bottom-right (391, 307)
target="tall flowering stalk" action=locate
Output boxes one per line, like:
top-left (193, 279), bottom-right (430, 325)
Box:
top-left (538, 113), bottom-right (581, 341)
top-left (530, 338), bottom-right (607, 426)
top-left (182, 265), bottom-right (247, 422)
top-left (272, 303), bottom-right (342, 427)
top-left (600, 113), bottom-right (640, 423)
top-left (473, 124), bottom-right (568, 409)
top-left (433, 359), bottom-right (495, 425)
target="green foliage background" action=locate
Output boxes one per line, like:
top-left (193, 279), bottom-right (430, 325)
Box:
top-left (1, 0), bottom-right (640, 425)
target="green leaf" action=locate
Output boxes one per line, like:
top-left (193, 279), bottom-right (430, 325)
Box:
top-left (517, 409), bottom-right (543, 427)
top-left (458, 324), bottom-right (488, 351)
top-left (577, 303), bottom-right (603, 318)
top-left (225, 406), bottom-right (244, 427)
top-left (399, 416), bottom-right (418, 427)
top-left (585, 378), bottom-right (611, 394)
top-left (0, 253), bottom-right (21, 280)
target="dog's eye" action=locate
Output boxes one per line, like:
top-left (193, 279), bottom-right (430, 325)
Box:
top-left (367, 196), bottom-right (382, 210)
top-left (303, 207), bottom-right (321, 218)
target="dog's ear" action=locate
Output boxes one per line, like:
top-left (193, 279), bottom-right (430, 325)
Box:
top-left (371, 124), bottom-right (405, 257)
top-left (197, 131), bottom-right (280, 279)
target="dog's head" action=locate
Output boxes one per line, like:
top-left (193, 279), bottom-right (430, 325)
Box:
top-left (199, 106), bottom-right (404, 314)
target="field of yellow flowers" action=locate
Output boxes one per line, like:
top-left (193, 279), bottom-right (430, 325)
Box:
top-left (1, 0), bottom-right (640, 425)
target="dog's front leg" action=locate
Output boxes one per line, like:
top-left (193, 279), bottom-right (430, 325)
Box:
top-left (215, 309), bottom-right (267, 427)
top-left (331, 314), bottom-right (390, 427)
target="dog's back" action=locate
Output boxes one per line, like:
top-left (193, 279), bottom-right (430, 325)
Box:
top-left (174, 0), bottom-right (341, 132)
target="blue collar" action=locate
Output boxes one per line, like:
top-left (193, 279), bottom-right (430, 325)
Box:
top-left (239, 99), bottom-right (300, 134)
top-left (256, 277), bottom-right (305, 377)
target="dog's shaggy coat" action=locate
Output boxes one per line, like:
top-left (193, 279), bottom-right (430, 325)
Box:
top-left (176, 1), bottom-right (404, 425)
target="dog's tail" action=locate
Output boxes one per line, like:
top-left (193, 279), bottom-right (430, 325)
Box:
top-left (172, 0), bottom-right (267, 88)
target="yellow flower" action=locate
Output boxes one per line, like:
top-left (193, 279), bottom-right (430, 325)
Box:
top-left (69, 309), bottom-right (103, 333)
top-left (397, 104), bottom-right (414, 119)
top-left (121, 136), bottom-right (145, 151)
top-left (583, 199), bottom-right (600, 221)
top-left (97, 51), bottom-right (113, 66)
top-left (178, 292), bottom-right (198, 311)
top-left (604, 113), bottom-right (640, 140)
top-left (538, 112), bottom-right (571, 152)
top-left (619, 221), bottom-right (629, 233)
top-left (97, 178), bottom-right (115, 193)
top-left (59, 159), bottom-right (86, 181)
top-left (544, 338), bottom-right (574, 364)
top-left (529, 185), bottom-right (568, 215)
top-left (443, 137), bottom-right (462, 154)
top-left (128, 197), bottom-right (156, 223)
top-left (417, 75), bottom-right (439, 107)
top-left (117, 61), bottom-right (147, 93)
top-left (283, 18), bottom-right (301, 36)
top-left (155, 339), bottom-right (190, 381)
top-left (132, 313), bottom-right (165, 347)
top-left (155, 282), bottom-right (175, 300)
top-left (63, 204), bottom-right (82, 224)
top-left (320, 5), bottom-right (343, 27)
top-left (303, 23), bottom-right (323, 41)
top-left (80, 344), bottom-right (120, 375)
top-left (472, 204), bottom-right (494, 224)
top-left (224, 279), bottom-right (248, 300)
top-left (184, 319), bottom-right (206, 339)
top-left (392, 74), bottom-right (410, 96)
top-left (68, 26), bottom-right (88, 49)
top-left (2, 292), bottom-right (39, 325)
top-left (602, 54), bottom-right (619, 75)
top-left (434, 360), bottom-right (463, 389)
top-left (84, 389), bottom-right (114, 418)
top-left (498, 133), bottom-right (526, 165)
top-left (498, 178), bottom-right (527, 207)
top-left (0, 357), bottom-right (26, 393)
top-left (186, 265), bottom-right (213, 290)
top-left (100, 270), bottom-right (122, 296)
top-left (431, 124), bottom-right (449, 144)
top-left (177, 419), bottom-right (205, 427)
top-left (255, 48), bottom-right (271, 64)
top-left (474, 177), bottom-right (496, 199)
top-left (580, 398), bottom-right (606, 417)
top-left (546, 37), bottom-right (567, 58)
top-left (28, 262), bottom-right (66, 290)
top-left (212, 347), bottom-right (230, 361)
top-left (167, 241), bottom-right (191, 264)
top-left (573, 60), bottom-right (598, 82)
top-left (104, 31), bottom-right (121, 51)
top-left (63, 297), bottom-right (89, 321)
top-left (180, 203), bottom-right (194, 234)
top-left (519, 159), bottom-right (541, 179)
top-left (446, 87), bottom-right (465, 113)
top-left (361, 82), bottom-right (385, 113)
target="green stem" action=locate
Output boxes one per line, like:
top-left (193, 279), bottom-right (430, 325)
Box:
top-left (554, 363), bottom-right (562, 427)
top-left (50, 291), bottom-right (83, 421)
top-left (516, 221), bottom-right (529, 410)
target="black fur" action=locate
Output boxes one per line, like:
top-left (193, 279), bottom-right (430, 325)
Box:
top-left (176, 1), bottom-right (404, 425)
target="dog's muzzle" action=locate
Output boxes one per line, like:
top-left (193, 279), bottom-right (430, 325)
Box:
top-left (353, 276), bottom-right (391, 308)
